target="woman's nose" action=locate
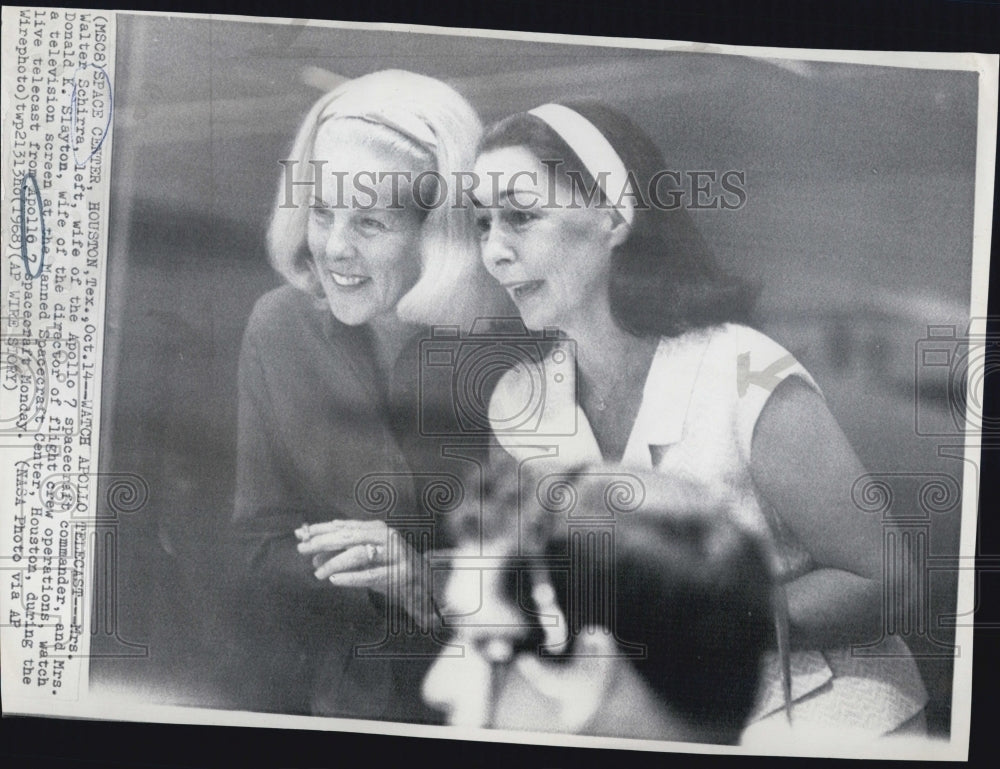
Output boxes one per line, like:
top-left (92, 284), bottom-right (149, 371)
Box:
top-left (319, 220), bottom-right (356, 262)
top-left (481, 229), bottom-right (516, 271)
top-left (421, 655), bottom-right (457, 720)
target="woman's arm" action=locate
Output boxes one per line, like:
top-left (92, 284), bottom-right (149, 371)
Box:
top-left (750, 376), bottom-right (884, 650)
top-left (233, 332), bottom-right (332, 593)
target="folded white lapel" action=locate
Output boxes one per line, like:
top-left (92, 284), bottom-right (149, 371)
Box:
top-left (622, 332), bottom-right (712, 470)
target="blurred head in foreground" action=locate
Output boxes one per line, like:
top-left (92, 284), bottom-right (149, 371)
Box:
top-left (422, 464), bottom-right (773, 744)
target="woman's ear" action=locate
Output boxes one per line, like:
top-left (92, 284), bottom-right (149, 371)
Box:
top-left (601, 210), bottom-right (632, 250)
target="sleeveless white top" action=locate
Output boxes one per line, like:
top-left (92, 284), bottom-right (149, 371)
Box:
top-left (489, 323), bottom-right (928, 735)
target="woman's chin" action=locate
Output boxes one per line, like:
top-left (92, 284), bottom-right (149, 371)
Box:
top-left (518, 308), bottom-right (557, 333)
top-left (325, 300), bottom-right (377, 326)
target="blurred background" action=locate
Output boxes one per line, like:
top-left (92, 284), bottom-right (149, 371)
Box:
top-left (91, 14), bottom-right (982, 735)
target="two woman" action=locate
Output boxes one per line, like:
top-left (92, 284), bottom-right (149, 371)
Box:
top-left (237, 68), bottom-right (927, 737)
top-left (471, 102), bottom-right (928, 737)
top-left (232, 70), bottom-right (503, 719)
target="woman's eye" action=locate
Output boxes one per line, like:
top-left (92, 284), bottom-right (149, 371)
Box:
top-left (310, 206), bottom-right (335, 225)
top-left (475, 215), bottom-right (492, 239)
top-left (504, 210), bottom-right (538, 229)
top-left (359, 217), bottom-right (388, 233)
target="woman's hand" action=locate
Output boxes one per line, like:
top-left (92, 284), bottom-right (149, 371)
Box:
top-left (296, 519), bottom-right (437, 628)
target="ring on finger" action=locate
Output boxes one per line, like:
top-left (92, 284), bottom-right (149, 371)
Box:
top-left (365, 543), bottom-right (378, 565)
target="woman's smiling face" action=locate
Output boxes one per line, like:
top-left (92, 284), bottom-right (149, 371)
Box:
top-left (472, 145), bottom-right (626, 332)
top-left (307, 121), bottom-right (427, 326)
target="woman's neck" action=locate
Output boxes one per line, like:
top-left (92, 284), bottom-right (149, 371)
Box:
top-left (560, 299), bottom-right (658, 463)
top-left (562, 301), bottom-right (655, 397)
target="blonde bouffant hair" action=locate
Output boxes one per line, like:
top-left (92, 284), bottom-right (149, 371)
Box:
top-left (268, 69), bottom-right (508, 328)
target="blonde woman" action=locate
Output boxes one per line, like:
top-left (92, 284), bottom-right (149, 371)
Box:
top-left (232, 70), bottom-right (503, 720)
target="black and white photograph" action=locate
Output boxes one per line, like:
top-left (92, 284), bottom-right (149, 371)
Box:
top-left (1, 4), bottom-right (996, 764)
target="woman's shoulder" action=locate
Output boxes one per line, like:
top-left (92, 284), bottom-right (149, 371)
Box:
top-left (486, 337), bottom-right (572, 428)
top-left (487, 355), bottom-right (535, 426)
top-left (655, 323), bottom-right (823, 419)
top-left (685, 323), bottom-right (818, 390)
top-left (682, 322), bottom-right (781, 354)
top-left (246, 284), bottom-right (319, 332)
top-left (686, 324), bottom-right (824, 457)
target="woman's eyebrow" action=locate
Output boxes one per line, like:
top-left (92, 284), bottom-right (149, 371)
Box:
top-left (501, 188), bottom-right (542, 199)
top-left (308, 196), bottom-right (403, 212)
top-left (500, 188), bottom-right (543, 209)
top-left (471, 188), bottom-right (544, 209)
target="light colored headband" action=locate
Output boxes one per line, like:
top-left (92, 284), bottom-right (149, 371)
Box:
top-left (318, 104), bottom-right (438, 151)
top-left (528, 103), bottom-right (635, 226)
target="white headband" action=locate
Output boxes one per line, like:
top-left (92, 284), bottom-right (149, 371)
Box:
top-left (318, 103), bottom-right (438, 151)
top-left (528, 103), bottom-right (635, 226)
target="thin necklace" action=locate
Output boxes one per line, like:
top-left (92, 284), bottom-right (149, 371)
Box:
top-left (580, 336), bottom-right (656, 412)
top-left (581, 365), bottom-right (633, 412)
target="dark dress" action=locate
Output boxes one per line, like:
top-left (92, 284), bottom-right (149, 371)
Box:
top-left (230, 284), bottom-right (454, 721)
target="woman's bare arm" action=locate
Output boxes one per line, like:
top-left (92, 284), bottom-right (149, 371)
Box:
top-left (750, 376), bottom-right (885, 650)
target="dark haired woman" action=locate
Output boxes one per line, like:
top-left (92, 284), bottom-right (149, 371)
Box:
top-left (472, 102), bottom-right (928, 739)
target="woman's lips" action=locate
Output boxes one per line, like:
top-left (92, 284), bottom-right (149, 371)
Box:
top-left (505, 280), bottom-right (544, 301)
top-left (328, 270), bottom-right (371, 288)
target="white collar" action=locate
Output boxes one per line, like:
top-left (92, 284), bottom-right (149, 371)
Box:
top-left (491, 331), bottom-right (712, 469)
